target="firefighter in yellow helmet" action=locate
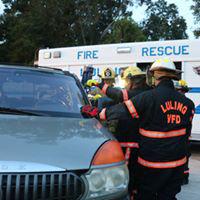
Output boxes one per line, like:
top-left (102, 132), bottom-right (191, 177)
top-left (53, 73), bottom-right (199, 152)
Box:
top-left (122, 66), bottom-right (146, 90)
top-left (174, 79), bottom-right (191, 185)
top-left (97, 67), bottom-right (117, 109)
top-left (174, 80), bottom-right (189, 94)
top-left (99, 67), bottom-right (117, 86)
top-left (82, 58), bottom-right (195, 200)
top-left (88, 67), bottom-right (117, 109)
top-left (86, 67), bottom-right (116, 107)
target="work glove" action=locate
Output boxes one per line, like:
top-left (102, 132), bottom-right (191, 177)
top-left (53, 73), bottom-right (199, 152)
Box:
top-left (86, 79), bottom-right (99, 87)
top-left (93, 94), bottom-right (102, 100)
top-left (81, 105), bottom-right (99, 118)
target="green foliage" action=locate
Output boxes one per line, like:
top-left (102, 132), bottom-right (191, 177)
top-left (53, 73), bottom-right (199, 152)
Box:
top-left (102, 17), bottom-right (146, 43)
top-left (0, 0), bottom-right (137, 64)
top-left (141, 0), bottom-right (188, 41)
top-left (191, 0), bottom-right (200, 38)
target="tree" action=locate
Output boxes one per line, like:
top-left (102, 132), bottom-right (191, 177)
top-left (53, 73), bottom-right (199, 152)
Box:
top-left (102, 17), bottom-right (146, 43)
top-left (191, 0), bottom-right (200, 38)
top-left (141, 0), bottom-right (188, 41)
top-left (0, 0), bottom-right (137, 64)
top-left (0, 0), bottom-right (80, 63)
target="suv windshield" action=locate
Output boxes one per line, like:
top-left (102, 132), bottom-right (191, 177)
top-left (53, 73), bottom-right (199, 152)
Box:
top-left (0, 67), bottom-right (87, 117)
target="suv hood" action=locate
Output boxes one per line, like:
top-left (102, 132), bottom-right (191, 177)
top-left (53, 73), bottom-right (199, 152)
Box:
top-left (0, 115), bottom-right (113, 171)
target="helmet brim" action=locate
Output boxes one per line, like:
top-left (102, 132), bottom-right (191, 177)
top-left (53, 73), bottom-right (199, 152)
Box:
top-left (99, 75), bottom-right (117, 79)
top-left (177, 87), bottom-right (190, 92)
top-left (150, 66), bottom-right (182, 74)
top-left (125, 72), bottom-right (146, 79)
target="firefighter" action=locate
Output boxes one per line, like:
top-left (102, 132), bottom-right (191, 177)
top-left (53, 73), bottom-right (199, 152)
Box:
top-left (87, 66), bottom-right (150, 103)
top-left (174, 79), bottom-right (189, 94)
top-left (87, 66), bottom-right (151, 197)
top-left (89, 67), bottom-right (118, 133)
top-left (82, 58), bottom-right (195, 200)
top-left (99, 67), bottom-right (117, 86)
top-left (96, 67), bottom-right (117, 109)
top-left (87, 67), bottom-right (116, 107)
top-left (87, 67), bottom-right (117, 109)
top-left (174, 80), bottom-right (191, 185)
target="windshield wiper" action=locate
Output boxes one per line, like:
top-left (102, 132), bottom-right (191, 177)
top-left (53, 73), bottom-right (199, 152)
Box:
top-left (0, 107), bottom-right (43, 116)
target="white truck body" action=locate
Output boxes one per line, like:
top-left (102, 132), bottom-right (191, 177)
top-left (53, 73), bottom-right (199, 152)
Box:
top-left (38, 39), bottom-right (200, 141)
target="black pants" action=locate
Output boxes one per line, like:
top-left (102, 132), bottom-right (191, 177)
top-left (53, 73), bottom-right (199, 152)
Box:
top-left (183, 159), bottom-right (189, 182)
top-left (128, 148), bottom-right (139, 193)
top-left (122, 147), bottom-right (139, 193)
top-left (136, 164), bottom-right (184, 200)
top-left (183, 140), bottom-right (191, 182)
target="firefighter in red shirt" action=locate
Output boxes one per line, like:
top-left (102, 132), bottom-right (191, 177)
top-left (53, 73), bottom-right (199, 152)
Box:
top-left (82, 59), bottom-right (195, 200)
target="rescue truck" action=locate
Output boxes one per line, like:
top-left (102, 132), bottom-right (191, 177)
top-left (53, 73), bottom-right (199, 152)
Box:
top-left (37, 39), bottom-right (200, 141)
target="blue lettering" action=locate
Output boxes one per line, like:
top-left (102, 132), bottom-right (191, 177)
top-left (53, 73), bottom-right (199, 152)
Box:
top-left (118, 68), bottom-right (121, 75)
top-left (173, 46), bottom-right (181, 55)
top-left (182, 45), bottom-right (189, 55)
top-left (93, 50), bottom-right (98, 59)
top-left (80, 68), bottom-right (83, 76)
top-left (142, 45), bottom-right (190, 57)
top-left (97, 68), bottom-right (100, 75)
top-left (142, 47), bottom-right (149, 56)
top-left (115, 68), bottom-right (118, 74)
top-left (77, 51), bottom-right (83, 59)
top-left (116, 67), bottom-right (121, 75)
top-left (86, 51), bottom-right (92, 59)
top-left (196, 104), bottom-right (200, 114)
top-left (80, 67), bottom-right (124, 77)
top-left (118, 68), bottom-right (123, 75)
top-left (93, 68), bottom-right (97, 76)
top-left (165, 46), bottom-right (173, 55)
top-left (77, 50), bottom-right (99, 60)
top-left (94, 68), bottom-right (99, 76)
top-left (157, 47), bottom-right (164, 56)
top-left (149, 47), bottom-right (156, 56)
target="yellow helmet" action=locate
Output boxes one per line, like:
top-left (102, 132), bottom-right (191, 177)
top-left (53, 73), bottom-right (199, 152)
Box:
top-left (100, 67), bottom-right (116, 79)
top-left (178, 80), bottom-right (188, 87)
top-left (174, 80), bottom-right (189, 92)
top-left (122, 66), bottom-right (145, 79)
